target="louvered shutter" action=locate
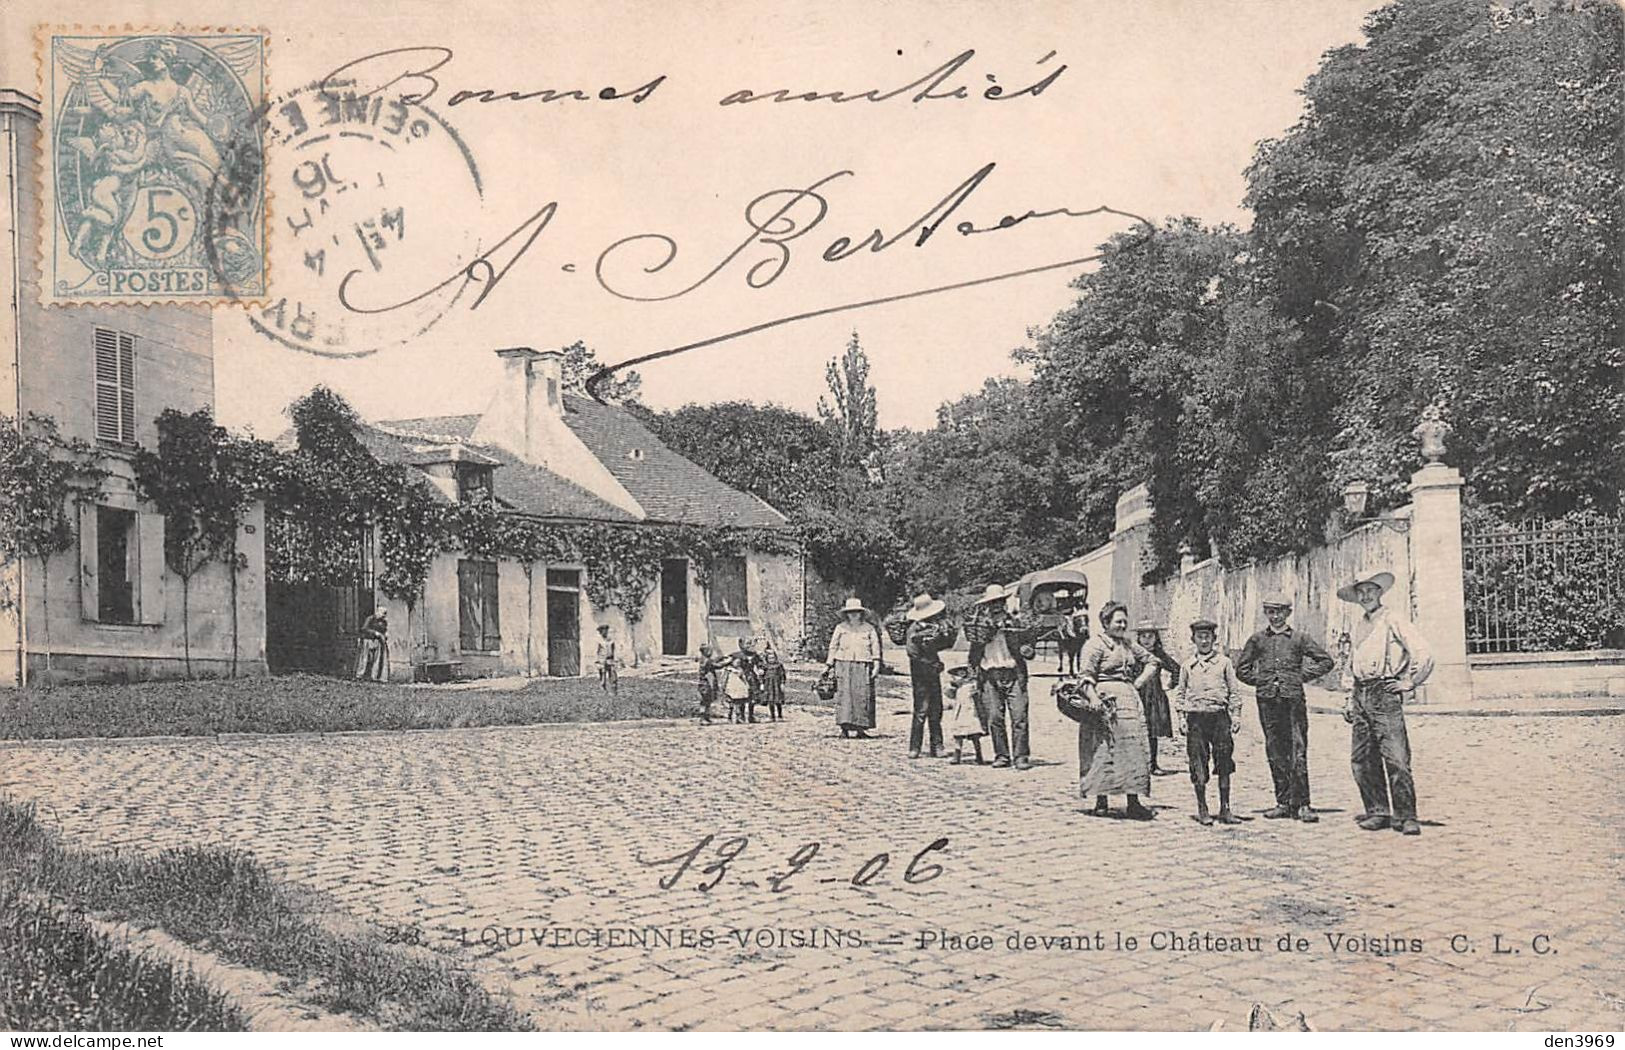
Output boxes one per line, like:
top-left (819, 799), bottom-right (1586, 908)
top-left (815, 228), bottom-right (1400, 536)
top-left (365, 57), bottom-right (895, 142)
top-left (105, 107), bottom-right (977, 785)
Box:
top-left (94, 329), bottom-right (120, 442)
top-left (92, 328), bottom-right (137, 444)
top-left (117, 332), bottom-right (136, 444)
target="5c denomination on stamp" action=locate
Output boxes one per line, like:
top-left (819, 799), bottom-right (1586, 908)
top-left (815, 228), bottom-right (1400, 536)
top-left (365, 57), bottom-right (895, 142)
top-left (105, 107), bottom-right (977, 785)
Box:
top-left (38, 27), bottom-right (267, 305)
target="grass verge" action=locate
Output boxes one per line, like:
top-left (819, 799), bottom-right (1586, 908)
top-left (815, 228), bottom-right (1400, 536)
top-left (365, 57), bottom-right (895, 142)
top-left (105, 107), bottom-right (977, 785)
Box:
top-left (0, 887), bottom-right (246, 1030)
top-left (0, 673), bottom-right (725, 740)
top-left (0, 799), bottom-right (531, 1031)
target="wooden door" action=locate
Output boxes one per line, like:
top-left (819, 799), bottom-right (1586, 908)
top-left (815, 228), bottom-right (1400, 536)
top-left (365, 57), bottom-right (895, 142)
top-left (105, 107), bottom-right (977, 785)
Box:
top-left (661, 559), bottom-right (688, 656)
top-left (547, 587), bottom-right (580, 676)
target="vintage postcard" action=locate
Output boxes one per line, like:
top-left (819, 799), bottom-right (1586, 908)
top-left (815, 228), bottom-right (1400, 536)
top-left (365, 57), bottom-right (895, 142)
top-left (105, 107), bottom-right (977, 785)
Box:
top-left (0, 0), bottom-right (1620, 1038)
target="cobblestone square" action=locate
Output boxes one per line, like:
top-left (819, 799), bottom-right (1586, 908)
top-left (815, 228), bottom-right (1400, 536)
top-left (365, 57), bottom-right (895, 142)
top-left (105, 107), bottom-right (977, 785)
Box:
top-left (2, 684), bottom-right (1620, 1031)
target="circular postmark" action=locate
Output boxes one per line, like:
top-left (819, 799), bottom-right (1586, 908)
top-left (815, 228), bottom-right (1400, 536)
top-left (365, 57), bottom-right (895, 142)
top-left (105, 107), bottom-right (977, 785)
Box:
top-left (205, 79), bottom-right (485, 358)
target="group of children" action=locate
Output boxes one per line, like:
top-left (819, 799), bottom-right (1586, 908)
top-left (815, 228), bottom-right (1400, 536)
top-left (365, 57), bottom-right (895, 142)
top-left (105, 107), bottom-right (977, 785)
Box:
top-left (696, 638), bottom-right (789, 724)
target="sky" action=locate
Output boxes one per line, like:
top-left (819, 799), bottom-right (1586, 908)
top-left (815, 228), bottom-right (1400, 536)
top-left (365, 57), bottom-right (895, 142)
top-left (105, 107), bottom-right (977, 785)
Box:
top-left (5, 0), bottom-right (1384, 433)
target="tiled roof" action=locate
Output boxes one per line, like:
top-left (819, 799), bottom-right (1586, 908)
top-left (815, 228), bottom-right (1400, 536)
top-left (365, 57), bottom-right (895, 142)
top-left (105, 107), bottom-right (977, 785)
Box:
top-left (366, 420), bottom-right (635, 522)
top-left (381, 401), bottom-right (792, 530)
top-left (560, 395), bottom-right (790, 529)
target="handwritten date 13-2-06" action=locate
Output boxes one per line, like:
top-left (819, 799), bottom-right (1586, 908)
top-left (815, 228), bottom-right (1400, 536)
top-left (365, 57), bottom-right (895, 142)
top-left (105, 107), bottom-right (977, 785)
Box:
top-left (639, 834), bottom-right (950, 893)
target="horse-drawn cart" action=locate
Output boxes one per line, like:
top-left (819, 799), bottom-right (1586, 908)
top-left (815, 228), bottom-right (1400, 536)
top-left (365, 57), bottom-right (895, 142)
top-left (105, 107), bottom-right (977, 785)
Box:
top-left (1014, 568), bottom-right (1091, 672)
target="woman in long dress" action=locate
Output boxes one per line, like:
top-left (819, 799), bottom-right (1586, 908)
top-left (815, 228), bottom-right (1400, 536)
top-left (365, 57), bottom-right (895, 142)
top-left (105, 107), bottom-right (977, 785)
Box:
top-left (1077, 601), bottom-right (1160, 819)
top-left (826, 597), bottom-right (880, 738)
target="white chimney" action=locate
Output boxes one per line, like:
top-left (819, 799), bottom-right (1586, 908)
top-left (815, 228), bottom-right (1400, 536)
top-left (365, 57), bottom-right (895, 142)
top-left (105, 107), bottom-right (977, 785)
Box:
top-left (472, 346), bottom-right (544, 462)
top-left (533, 349), bottom-right (564, 418)
top-left (470, 346), bottom-right (646, 518)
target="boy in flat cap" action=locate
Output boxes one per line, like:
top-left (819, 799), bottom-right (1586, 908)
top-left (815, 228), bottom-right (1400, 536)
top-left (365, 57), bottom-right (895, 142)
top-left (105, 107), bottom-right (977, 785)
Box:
top-left (1175, 619), bottom-right (1243, 826)
top-left (1236, 593), bottom-right (1336, 822)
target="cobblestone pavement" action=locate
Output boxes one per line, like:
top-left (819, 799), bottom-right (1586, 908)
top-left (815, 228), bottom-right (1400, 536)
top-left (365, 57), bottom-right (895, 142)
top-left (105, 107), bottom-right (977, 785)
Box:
top-left (3, 679), bottom-right (1620, 1031)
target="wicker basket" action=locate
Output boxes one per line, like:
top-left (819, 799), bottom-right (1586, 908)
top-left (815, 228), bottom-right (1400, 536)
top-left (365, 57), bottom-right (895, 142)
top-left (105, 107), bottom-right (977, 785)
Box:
top-left (884, 618), bottom-right (911, 646)
top-left (962, 615), bottom-right (998, 645)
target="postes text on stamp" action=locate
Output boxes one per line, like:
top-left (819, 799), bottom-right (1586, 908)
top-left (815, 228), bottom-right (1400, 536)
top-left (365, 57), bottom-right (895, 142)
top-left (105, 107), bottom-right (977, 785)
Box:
top-left (39, 28), bottom-right (267, 304)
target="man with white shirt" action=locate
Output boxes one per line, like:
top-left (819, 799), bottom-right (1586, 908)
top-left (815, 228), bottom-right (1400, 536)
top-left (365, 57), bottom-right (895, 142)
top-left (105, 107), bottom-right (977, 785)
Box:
top-left (1338, 571), bottom-right (1435, 836)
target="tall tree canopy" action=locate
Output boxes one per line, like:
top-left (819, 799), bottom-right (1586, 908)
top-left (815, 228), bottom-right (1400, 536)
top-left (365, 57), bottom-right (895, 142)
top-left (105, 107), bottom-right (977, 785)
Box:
top-left (818, 330), bottom-right (882, 472)
top-left (1246, 0), bottom-right (1623, 515)
top-left (631, 400), bottom-right (840, 513)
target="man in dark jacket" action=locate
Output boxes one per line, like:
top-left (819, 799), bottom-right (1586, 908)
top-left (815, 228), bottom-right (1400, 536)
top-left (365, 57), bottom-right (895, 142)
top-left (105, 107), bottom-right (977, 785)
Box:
top-left (1235, 594), bottom-right (1336, 822)
top-left (902, 593), bottom-right (957, 759)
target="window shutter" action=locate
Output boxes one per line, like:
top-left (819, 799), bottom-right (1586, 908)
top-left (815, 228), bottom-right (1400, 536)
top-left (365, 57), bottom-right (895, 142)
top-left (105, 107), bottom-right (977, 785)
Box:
top-left (92, 329), bottom-right (137, 444)
top-left (137, 513), bottom-right (167, 624)
top-left (94, 329), bottom-right (120, 443)
top-left (457, 560), bottom-right (477, 650)
top-left (482, 561), bottom-right (501, 650)
top-left (78, 502), bottom-right (100, 620)
top-left (118, 332), bottom-right (136, 445)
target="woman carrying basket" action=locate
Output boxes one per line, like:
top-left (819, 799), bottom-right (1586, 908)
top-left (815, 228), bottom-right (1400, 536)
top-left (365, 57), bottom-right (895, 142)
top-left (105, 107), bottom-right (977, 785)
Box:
top-left (1074, 601), bottom-right (1161, 819)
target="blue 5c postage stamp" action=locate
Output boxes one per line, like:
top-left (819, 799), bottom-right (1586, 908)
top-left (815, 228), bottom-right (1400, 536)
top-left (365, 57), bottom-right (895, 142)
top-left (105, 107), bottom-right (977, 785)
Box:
top-left (38, 29), bottom-right (267, 304)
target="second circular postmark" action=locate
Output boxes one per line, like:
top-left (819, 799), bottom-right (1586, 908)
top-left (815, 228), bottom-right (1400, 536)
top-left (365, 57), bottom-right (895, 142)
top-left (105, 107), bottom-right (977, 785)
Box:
top-left (206, 78), bottom-right (486, 358)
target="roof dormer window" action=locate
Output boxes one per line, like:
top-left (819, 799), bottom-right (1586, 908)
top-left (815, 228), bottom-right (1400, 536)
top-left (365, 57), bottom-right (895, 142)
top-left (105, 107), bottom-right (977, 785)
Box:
top-left (456, 463), bottom-right (495, 503)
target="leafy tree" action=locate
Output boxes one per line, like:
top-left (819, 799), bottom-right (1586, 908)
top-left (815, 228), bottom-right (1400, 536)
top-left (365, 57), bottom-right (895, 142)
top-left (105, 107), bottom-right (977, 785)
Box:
top-left (884, 378), bottom-right (1088, 591)
top-left (0, 414), bottom-right (108, 681)
top-left (133, 409), bottom-right (257, 679)
top-left (562, 340), bottom-right (642, 403)
top-left (632, 400), bottom-right (840, 513)
top-left (818, 330), bottom-right (881, 472)
top-left (1020, 220), bottom-right (1247, 578)
top-left (1245, 0), bottom-right (1624, 516)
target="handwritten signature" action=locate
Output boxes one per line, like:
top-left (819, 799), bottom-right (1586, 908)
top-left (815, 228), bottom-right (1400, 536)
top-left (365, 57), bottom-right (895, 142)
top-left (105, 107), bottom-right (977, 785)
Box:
top-left (333, 158), bottom-right (1154, 392)
top-left (636, 833), bottom-right (950, 893)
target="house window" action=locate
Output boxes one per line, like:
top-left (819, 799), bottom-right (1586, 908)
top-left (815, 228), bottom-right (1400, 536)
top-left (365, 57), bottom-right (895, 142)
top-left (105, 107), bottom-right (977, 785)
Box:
top-left (708, 556), bottom-right (748, 618)
top-left (79, 505), bottom-right (165, 626)
top-left (97, 507), bottom-right (138, 624)
top-left (93, 328), bottom-right (136, 445)
top-left (456, 464), bottom-right (494, 503)
top-left (458, 559), bottom-right (501, 651)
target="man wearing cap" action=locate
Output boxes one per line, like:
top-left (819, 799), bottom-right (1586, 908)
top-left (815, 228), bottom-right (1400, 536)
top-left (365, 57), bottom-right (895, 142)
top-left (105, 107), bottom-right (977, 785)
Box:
top-left (1235, 593), bottom-right (1336, 822)
top-left (1340, 572), bottom-right (1434, 836)
top-left (968, 584), bottom-right (1035, 770)
top-left (1175, 619), bottom-right (1243, 826)
top-left (903, 593), bottom-right (957, 759)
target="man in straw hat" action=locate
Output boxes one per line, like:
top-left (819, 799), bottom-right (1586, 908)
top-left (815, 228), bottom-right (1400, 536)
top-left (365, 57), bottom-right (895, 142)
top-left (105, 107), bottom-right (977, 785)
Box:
top-left (1236, 591), bottom-right (1336, 822)
top-left (968, 583), bottom-right (1035, 770)
top-left (903, 592), bottom-right (956, 759)
top-left (1339, 571), bottom-right (1434, 836)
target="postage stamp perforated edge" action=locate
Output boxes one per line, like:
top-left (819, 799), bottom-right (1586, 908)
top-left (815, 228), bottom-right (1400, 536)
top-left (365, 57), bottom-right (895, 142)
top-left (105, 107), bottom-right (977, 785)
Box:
top-left (32, 23), bottom-right (273, 309)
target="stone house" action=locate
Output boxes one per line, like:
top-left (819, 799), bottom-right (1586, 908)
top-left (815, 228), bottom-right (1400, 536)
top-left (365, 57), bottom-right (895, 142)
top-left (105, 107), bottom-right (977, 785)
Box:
top-left (347, 347), bottom-right (805, 680)
top-left (1, 89), bottom-right (267, 685)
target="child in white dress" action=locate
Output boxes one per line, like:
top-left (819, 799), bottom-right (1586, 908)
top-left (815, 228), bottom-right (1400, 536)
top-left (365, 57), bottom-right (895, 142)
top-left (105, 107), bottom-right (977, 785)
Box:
top-left (945, 665), bottom-right (987, 765)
